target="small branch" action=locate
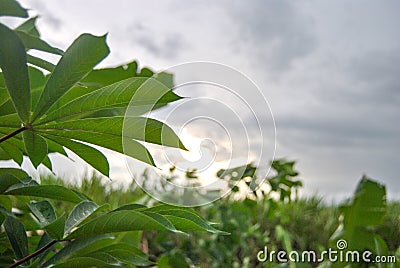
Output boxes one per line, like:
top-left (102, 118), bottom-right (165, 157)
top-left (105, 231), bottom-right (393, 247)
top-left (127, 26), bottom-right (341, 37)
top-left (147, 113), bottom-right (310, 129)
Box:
top-left (7, 239), bottom-right (57, 268)
top-left (0, 126), bottom-right (27, 144)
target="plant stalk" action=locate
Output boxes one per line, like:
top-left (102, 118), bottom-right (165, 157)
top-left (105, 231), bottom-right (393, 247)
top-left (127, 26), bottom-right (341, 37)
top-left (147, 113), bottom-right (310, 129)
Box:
top-left (7, 239), bottom-right (57, 268)
top-left (0, 126), bottom-right (27, 144)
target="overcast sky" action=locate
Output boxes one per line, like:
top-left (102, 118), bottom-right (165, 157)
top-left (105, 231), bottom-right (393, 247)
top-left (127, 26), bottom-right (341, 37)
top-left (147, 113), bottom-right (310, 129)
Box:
top-left (10, 0), bottom-right (400, 201)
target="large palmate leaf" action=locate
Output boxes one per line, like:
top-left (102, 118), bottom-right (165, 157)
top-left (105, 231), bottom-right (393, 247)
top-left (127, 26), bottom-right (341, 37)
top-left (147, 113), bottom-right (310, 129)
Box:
top-left (0, 14), bottom-right (184, 174)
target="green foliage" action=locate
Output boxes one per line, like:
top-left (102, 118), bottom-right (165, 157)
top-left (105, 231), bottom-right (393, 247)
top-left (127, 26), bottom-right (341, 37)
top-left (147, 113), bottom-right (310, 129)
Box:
top-left (0, 173), bottom-right (223, 266)
top-left (329, 177), bottom-right (390, 267)
top-left (0, 1), bottom-right (222, 267)
top-left (0, 0), bottom-right (184, 176)
top-left (147, 162), bottom-right (399, 267)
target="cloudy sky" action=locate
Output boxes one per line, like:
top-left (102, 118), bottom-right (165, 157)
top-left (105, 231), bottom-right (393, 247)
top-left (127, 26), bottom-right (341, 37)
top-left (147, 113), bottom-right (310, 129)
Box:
top-left (9, 0), bottom-right (400, 201)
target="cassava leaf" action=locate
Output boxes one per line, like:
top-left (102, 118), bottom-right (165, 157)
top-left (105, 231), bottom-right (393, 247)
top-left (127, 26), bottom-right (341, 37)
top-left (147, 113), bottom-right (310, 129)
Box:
top-left (27, 54), bottom-right (55, 72)
top-left (43, 234), bottom-right (114, 266)
top-left (0, 0), bottom-right (28, 18)
top-left (22, 130), bottom-right (48, 168)
top-left (64, 201), bottom-right (99, 235)
top-left (65, 210), bottom-right (178, 240)
top-left (15, 30), bottom-right (63, 55)
top-left (38, 77), bottom-right (182, 124)
top-left (28, 200), bottom-right (56, 226)
top-left (4, 184), bottom-right (85, 203)
top-left (36, 128), bottom-right (155, 166)
top-left (4, 216), bottom-right (29, 263)
top-left (15, 16), bottom-right (40, 37)
top-left (32, 33), bottom-right (110, 122)
top-left (36, 116), bottom-right (186, 150)
top-left (0, 23), bottom-right (30, 122)
top-left (44, 135), bottom-right (109, 176)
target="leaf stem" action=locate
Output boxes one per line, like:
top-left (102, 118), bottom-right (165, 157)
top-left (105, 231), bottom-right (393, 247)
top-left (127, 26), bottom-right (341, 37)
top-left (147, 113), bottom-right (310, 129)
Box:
top-left (7, 239), bottom-right (57, 268)
top-left (0, 126), bottom-right (27, 144)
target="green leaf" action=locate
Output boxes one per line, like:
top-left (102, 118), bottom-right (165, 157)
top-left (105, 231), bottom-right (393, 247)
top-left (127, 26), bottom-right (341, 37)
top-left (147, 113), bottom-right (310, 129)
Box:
top-left (33, 232), bottom-right (55, 262)
top-left (125, 117), bottom-right (187, 150)
top-left (0, 173), bottom-right (21, 193)
top-left (15, 30), bottom-right (63, 55)
top-left (27, 54), bottom-right (55, 72)
top-left (28, 200), bottom-right (56, 227)
top-left (83, 252), bottom-right (122, 266)
top-left (0, 0), bottom-right (28, 18)
top-left (46, 138), bottom-right (68, 156)
top-left (0, 146), bottom-right (11, 160)
top-left (341, 177), bottom-right (386, 227)
top-left (0, 167), bottom-right (29, 179)
top-left (88, 245), bottom-right (153, 266)
top-left (112, 203), bottom-right (147, 212)
top-left (22, 130), bottom-right (48, 168)
top-left (52, 256), bottom-right (117, 268)
top-left (15, 16), bottom-right (40, 37)
top-left (64, 201), bottom-right (99, 235)
top-left (0, 113), bottom-right (21, 129)
top-left (37, 116), bottom-right (186, 150)
top-left (0, 23), bottom-right (30, 122)
top-left (147, 207), bottom-right (225, 234)
top-left (65, 210), bottom-right (178, 240)
top-left (0, 196), bottom-right (12, 210)
top-left (330, 177), bottom-right (387, 252)
top-left (39, 77), bottom-right (182, 123)
top-left (43, 234), bottom-right (114, 266)
top-left (0, 139), bottom-right (23, 165)
top-left (158, 253), bottom-right (189, 268)
top-left (82, 61), bottom-right (138, 88)
top-left (3, 216), bottom-right (29, 262)
top-left (28, 65), bottom-right (46, 90)
top-left (44, 214), bottom-right (66, 240)
top-left (42, 155), bottom-right (53, 171)
top-left (0, 87), bottom-right (10, 107)
top-left (32, 33), bottom-right (110, 122)
top-left (43, 135), bottom-right (110, 177)
top-left (4, 184), bottom-right (85, 203)
top-left (36, 128), bottom-right (155, 167)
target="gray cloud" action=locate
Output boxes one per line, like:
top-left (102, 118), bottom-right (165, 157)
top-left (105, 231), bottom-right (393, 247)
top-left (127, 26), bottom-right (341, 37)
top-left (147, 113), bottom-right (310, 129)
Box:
top-left (13, 0), bottom-right (400, 201)
top-left (127, 22), bottom-right (188, 60)
top-left (224, 0), bottom-right (317, 71)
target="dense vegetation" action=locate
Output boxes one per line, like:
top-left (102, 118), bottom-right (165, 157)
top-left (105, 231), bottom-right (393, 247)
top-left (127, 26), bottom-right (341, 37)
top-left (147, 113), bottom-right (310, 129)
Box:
top-left (6, 161), bottom-right (398, 267)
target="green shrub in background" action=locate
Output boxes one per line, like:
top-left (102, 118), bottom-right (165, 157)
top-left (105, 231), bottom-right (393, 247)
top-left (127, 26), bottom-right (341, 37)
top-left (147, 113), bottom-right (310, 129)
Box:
top-left (10, 161), bottom-right (397, 267)
top-left (144, 160), bottom-right (399, 267)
